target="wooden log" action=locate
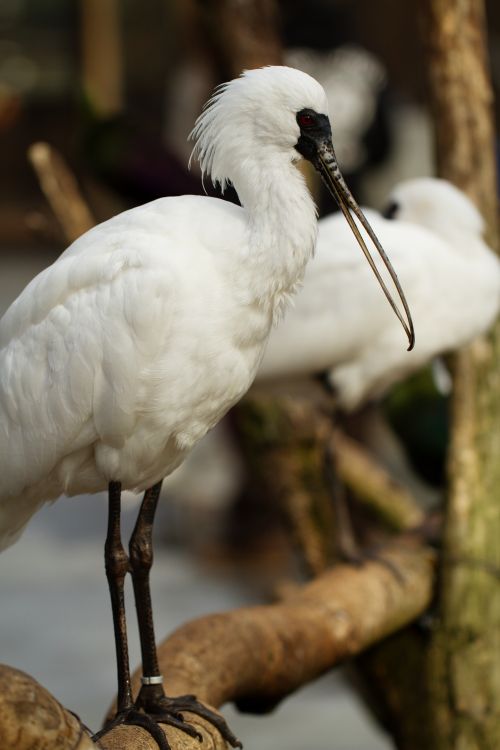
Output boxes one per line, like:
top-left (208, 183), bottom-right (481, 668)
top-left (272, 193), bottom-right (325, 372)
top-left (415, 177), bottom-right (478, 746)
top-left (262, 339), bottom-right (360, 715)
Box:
top-left (0, 665), bottom-right (95, 750)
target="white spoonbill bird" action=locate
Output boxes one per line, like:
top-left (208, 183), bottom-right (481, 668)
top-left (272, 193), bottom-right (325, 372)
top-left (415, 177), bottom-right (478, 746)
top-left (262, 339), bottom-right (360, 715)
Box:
top-left (259, 177), bottom-right (500, 410)
top-left (0, 66), bottom-right (413, 747)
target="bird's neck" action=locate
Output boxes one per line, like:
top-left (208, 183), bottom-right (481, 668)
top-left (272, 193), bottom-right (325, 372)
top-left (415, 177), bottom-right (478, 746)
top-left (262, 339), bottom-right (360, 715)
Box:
top-left (233, 156), bottom-right (318, 319)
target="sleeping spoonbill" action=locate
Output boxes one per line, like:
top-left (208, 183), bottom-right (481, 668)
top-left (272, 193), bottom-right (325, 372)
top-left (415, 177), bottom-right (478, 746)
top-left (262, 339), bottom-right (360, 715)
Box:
top-left (0, 66), bottom-right (413, 747)
top-left (259, 177), bottom-right (499, 410)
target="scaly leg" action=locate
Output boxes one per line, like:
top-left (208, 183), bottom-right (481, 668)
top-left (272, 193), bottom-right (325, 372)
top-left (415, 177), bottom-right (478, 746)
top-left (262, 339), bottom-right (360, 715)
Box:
top-left (128, 482), bottom-right (242, 748)
top-left (93, 482), bottom-right (205, 749)
top-left (92, 481), bottom-right (134, 741)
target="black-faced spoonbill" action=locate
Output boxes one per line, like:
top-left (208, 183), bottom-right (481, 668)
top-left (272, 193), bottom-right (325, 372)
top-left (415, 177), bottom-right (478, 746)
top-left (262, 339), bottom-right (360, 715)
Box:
top-left (0, 66), bottom-right (413, 748)
top-left (259, 177), bottom-right (499, 410)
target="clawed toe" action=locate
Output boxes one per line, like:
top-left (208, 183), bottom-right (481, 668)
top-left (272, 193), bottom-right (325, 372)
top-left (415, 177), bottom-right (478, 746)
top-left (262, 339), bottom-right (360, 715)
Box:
top-left (153, 694), bottom-right (242, 748)
top-left (92, 707), bottom-right (199, 750)
top-left (92, 695), bottom-right (242, 750)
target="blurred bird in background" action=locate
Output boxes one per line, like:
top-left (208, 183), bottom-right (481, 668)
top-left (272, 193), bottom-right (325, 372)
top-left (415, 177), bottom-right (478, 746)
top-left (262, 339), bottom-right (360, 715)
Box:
top-left (259, 178), bottom-right (500, 409)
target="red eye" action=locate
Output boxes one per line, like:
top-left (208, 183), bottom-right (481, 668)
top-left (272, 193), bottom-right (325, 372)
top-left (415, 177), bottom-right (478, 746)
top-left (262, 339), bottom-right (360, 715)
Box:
top-left (298, 112), bottom-right (316, 129)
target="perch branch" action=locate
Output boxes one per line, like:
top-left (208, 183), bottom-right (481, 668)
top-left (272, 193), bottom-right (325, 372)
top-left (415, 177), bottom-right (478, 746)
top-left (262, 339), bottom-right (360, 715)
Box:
top-left (0, 665), bottom-right (95, 750)
top-left (149, 543), bottom-right (435, 710)
top-left (0, 544), bottom-right (434, 750)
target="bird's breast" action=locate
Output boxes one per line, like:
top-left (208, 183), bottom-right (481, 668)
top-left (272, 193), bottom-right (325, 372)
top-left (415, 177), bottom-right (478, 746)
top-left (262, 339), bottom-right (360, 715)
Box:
top-left (110, 297), bottom-right (272, 489)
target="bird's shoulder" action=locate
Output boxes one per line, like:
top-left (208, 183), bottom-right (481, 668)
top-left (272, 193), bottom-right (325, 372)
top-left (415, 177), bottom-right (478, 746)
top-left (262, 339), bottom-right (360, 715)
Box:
top-left (0, 195), bottom-right (245, 349)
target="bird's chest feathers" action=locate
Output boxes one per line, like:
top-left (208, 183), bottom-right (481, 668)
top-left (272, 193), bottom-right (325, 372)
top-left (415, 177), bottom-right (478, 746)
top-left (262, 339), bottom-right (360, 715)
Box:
top-left (140, 298), bottom-right (271, 454)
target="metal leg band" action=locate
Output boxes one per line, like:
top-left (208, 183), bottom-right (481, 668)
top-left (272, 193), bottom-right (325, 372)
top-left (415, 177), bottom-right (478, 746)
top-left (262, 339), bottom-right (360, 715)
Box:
top-left (141, 674), bottom-right (164, 686)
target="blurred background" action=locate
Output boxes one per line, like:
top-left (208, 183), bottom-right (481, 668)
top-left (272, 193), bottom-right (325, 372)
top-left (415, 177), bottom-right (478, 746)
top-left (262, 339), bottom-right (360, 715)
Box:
top-left (1, 1), bottom-right (500, 747)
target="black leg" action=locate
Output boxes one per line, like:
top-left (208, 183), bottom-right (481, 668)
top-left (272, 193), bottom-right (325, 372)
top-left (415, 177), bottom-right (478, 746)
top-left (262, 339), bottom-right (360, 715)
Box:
top-left (103, 480), bottom-right (134, 711)
top-left (129, 482), bottom-right (164, 700)
top-left (94, 481), bottom-right (242, 748)
top-left (128, 483), bottom-right (243, 748)
top-left (92, 482), bottom-right (135, 744)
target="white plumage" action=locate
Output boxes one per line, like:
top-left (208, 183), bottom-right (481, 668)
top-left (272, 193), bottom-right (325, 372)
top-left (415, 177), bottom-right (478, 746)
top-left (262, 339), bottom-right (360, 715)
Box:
top-left (1, 66), bottom-right (338, 551)
top-left (258, 177), bottom-right (500, 409)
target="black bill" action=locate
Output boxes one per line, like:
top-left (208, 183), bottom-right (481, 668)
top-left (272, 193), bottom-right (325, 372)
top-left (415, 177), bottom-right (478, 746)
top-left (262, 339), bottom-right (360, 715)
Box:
top-left (313, 141), bottom-right (415, 351)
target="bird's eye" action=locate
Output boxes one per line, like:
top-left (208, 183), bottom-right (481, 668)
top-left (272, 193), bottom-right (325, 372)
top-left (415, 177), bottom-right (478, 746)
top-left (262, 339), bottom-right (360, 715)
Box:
top-left (297, 112), bottom-right (317, 129)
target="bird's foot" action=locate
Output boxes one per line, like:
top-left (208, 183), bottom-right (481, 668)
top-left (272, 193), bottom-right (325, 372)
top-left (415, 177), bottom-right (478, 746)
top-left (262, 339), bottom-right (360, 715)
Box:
top-left (92, 705), bottom-right (199, 749)
top-left (137, 689), bottom-right (243, 749)
top-left (93, 690), bottom-right (242, 749)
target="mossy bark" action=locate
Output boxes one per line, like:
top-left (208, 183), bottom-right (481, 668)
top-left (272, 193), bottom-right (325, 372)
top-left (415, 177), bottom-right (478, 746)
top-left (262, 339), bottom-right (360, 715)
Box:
top-left (234, 393), bottom-right (337, 577)
top-left (422, 1), bottom-right (500, 747)
top-left (355, 2), bottom-right (500, 748)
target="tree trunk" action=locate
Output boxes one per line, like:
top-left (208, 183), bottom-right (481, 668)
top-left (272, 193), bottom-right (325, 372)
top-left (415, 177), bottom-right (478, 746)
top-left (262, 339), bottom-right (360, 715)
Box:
top-left (197, 0), bottom-right (282, 77)
top-left (421, 1), bottom-right (500, 747)
top-left (356, 2), bottom-right (499, 748)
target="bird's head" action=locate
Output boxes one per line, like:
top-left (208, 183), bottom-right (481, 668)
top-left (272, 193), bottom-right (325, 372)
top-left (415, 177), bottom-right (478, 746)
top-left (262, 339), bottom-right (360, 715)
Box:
top-left (190, 66), bottom-right (329, 186)
top-left (383, 177), bottom-right (485, 243)
top-left (190, 66), bottom-right (414, 350)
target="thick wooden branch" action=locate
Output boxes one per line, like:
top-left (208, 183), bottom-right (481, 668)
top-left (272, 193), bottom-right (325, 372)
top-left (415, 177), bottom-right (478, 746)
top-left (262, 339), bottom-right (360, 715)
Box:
top-left (151, 543), bottom-right (434, 710)
top-left (0, 665), bottom-right (95, 750)
top-left (0, 544), bottom-right (434, 749)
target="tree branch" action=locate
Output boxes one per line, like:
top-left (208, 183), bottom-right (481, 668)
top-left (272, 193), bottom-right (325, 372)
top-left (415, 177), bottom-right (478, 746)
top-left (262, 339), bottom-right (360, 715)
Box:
top-left (27, 142), bottom-right (95, 244)
top-left (333, 429), bottom-right (425, 532)
top-left (0, 544), bottom-right (434, 749)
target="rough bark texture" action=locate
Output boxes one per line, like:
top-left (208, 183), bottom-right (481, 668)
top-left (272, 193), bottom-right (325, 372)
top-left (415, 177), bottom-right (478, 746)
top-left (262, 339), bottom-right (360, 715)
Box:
top-left (356, 3), bottom-right (500, 749)
top-left (0, 545), bottom-right (434, 749)
top-left (421, 0), bottom-right (498, 241)
top-left (234, 393), bottom-right (337, 576)
top-left (235, 392), bottom-right (424, 576)
top-left (0, 665), bottom-right (95, 750)
top-left (420, 2), bottom-right (500, 748)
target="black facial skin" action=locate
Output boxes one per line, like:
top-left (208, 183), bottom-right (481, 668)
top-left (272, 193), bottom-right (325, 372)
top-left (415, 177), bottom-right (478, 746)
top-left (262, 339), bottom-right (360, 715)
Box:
top-left (292, 107), bottom-right (415, 351)
top-left (383, 201), bottom-right (400, 220)
top-left (294, 108), bottom-right (332, 161)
